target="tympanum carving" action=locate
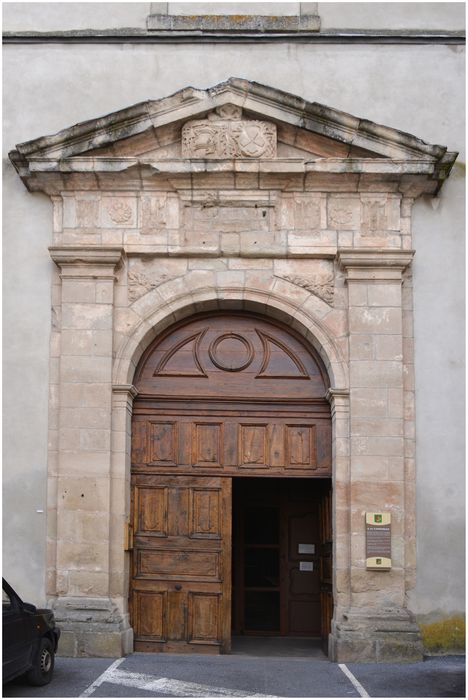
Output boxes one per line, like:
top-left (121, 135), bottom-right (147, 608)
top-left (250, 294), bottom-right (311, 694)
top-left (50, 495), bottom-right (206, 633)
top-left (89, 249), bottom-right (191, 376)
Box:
top-left (182, 107), bottom-right (276, 159)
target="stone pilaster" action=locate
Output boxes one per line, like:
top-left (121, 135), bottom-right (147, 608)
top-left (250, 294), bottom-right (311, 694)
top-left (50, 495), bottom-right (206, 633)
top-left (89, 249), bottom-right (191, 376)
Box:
top-left (48, 246), bottom-right (130, 657)
top-left (326, 388), bottom-right (351, 660)
top-left (332, 249), bottom-right (423, 662)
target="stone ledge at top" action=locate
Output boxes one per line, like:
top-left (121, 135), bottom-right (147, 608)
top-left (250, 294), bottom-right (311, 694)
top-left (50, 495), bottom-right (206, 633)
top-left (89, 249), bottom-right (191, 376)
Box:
top-left (146, 13), bottom-right (321, 32)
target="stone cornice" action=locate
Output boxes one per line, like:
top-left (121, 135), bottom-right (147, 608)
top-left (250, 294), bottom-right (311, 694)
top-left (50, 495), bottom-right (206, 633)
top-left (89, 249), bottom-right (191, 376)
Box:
top-left (49, 246), bottom-right (124, 277)
top-left (22, 157), bottom-right (440, 176)
top-left (9, 78), bottom-right (455, 167)
top-left (338, 249), bottom-right (414, 281)
top-left (12, 158), bottom-right (448, 198)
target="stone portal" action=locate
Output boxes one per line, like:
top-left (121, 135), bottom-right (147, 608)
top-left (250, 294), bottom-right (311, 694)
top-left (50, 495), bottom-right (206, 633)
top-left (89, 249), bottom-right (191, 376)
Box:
top-left (9, 78), bottom-right (457, 661)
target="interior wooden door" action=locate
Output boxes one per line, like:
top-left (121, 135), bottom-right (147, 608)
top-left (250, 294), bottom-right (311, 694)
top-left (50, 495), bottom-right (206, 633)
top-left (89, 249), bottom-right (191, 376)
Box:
top-left (232, 478), bottom-right (328, 638)
top-left (131, 474), bottom-right (231, 653)
top-left (286, 492), bottom-right (321, 636)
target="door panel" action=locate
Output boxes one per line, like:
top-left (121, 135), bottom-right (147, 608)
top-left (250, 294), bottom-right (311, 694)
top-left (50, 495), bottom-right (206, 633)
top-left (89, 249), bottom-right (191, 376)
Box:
top-left (132, 475), bottom-right (231, 653)
top-left (133, 413), bottom-right (331, 477)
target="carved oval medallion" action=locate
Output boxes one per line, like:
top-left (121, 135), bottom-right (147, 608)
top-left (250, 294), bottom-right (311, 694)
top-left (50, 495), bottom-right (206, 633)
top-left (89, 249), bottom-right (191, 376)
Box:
top-left (208, 333), bottom-right (254, 372)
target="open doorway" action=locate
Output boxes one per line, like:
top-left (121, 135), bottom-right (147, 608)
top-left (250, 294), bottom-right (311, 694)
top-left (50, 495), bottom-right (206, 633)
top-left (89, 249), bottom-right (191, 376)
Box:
top-left (231, 477), bottom-right (332, 655)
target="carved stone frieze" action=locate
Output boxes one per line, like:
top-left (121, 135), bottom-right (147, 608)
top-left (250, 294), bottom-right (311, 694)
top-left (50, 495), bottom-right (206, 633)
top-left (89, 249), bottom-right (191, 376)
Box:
top-left (76, 198), bottom-right (99, 228)
top-left (127, 259), bottom-right (188, 302)
top-left (127, 270), bottom-right (158, 302)
top-left (279, 194), bottom-right (323, 230)
top-left (180, 190), bottom-right (276, 233)
top-left (140, 194), bottom-right (179, 232)
top-left (274, 259), bottom-right (335, 305)
top-left (361, 194), bottom-right (401, 234)
top-left (182, 110), bottom-right (276, 159)
top-left (280, 274), bottom-right (335, 304)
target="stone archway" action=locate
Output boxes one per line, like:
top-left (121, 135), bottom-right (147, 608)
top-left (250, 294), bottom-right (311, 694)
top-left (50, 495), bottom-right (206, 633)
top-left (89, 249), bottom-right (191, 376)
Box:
top-left (111, 292), bottom-right (349, 659)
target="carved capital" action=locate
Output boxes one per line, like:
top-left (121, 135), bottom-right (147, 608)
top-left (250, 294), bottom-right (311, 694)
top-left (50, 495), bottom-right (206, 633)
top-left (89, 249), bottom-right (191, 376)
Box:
top-left (326, 388), bottom-right (350, 415)
top-left (337, 248), bottom-right (414, 281)
top-left (112, 384), bottom-right (138, 398)
top-left (49, 246), bottom-right (124, 279)
top-left (112, 384), bottom-right (138, 411)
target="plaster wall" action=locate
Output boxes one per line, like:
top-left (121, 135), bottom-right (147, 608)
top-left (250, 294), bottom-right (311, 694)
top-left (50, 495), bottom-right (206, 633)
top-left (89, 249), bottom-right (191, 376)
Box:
top-left (3, 21), bottom-right (464, 621)
top-left (2, 2), bottom-right (465, 32)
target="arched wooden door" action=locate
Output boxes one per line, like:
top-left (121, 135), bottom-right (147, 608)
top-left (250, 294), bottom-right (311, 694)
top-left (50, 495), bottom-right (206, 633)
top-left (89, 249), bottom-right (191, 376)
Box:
top-left (130, 313), bottom-right (332, 653)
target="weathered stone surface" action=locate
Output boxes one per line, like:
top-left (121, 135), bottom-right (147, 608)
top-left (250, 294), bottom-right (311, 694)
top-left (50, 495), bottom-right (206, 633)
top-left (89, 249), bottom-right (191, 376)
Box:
top-left (182, 113), bottom-right (277, 159)
top-left (273, 259), bottom-right (334, 304)
top-left (330, 607), bottom-right (423, 662)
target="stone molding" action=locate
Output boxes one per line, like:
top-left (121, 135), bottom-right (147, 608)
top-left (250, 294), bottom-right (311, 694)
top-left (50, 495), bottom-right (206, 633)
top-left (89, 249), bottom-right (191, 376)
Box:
top-left (112, 384), bottom-right (138, 399)
top-left (325, 388), bottom-right (350, 417)
top-left (112, 384), bottom-right (138, 411)
top-left (10, 79), bottom-right (456, 194)
top-left (338, 248), bottom-right (414, 281)
top-left (146, 13), bottom-right (321, 33)
top-left (49, 246), bottom-right (124, 278)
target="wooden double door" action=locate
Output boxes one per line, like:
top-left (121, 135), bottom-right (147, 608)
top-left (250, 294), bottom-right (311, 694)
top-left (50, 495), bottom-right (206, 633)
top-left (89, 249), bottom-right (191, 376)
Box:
top-left (130, 473), bottom-right (332, 653)
top-left (130, 313), bottom-right (333, 654)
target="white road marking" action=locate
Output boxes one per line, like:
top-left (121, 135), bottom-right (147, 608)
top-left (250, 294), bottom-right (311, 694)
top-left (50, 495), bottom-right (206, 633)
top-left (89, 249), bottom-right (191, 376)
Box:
top-left (79, 657), bottom-right (125, 697)
top-left (85, 666), bottom-right (279, 697)
top-left (338, 664), bottom-right (370, 698)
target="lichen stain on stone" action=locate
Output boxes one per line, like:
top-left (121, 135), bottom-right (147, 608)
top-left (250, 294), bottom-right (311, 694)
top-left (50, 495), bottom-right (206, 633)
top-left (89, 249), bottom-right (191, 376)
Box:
top-left (419, 616), bottom-right (465, 652)
top-left (451, 161), bottom-right (465, 178)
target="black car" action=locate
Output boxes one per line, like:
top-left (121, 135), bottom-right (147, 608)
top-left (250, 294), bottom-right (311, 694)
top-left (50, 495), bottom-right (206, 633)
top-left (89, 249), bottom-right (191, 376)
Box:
top-left (2, 578), bottom-right (60, 686)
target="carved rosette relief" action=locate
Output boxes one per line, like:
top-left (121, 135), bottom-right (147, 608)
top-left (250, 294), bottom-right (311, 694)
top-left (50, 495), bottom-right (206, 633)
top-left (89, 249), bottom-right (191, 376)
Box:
top-left (328, 197), bottom-right (361, 230)
top-left (107, 199), bottom-right (133, 225)
top-left (182, 106), bottom-right (277, 159)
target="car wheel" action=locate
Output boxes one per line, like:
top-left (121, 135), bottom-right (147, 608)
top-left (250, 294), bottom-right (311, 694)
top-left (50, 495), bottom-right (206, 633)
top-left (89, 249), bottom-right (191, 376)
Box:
top-left (26, 637), bottom-right (55, 686)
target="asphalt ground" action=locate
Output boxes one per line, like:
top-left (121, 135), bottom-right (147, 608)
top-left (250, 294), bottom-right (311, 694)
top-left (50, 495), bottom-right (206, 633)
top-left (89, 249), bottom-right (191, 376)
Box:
top-left (3, 653), bottom-right (465, 698)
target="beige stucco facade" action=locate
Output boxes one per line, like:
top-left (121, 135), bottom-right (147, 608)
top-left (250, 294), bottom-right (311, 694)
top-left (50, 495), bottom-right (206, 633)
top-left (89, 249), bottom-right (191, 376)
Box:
top-left (3, 3), bottom-right (465, 661)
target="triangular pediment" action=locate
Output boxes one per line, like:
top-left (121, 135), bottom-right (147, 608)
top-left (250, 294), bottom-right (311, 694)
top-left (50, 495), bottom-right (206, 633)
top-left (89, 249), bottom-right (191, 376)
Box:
top-left (10, 78), bottom-right (456, 194)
